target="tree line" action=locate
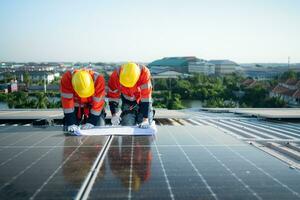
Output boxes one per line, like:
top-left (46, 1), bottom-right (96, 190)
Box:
top-left (152, 71), bottom-right (300, 109)
top-left (0, 70), bottom-right (298, 109)
top-left (0, 92), bottom-right (61, 109)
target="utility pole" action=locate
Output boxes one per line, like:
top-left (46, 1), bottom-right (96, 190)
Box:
top-left (288, 56), bottom-right (290, 69)
top-left (167, 77), bottom-right (172, 109)
top-left (44, 74), bottom-right (47, 93)
top-left (169, 78), bottom-right (172, 99)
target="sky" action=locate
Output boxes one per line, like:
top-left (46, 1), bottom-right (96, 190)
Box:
top-left (0, 0), bottom-right (300, 63)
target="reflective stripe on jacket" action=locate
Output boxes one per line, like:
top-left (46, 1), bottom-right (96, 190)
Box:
top-left (107, 65), bottom-right (152, 118)
top-left (60, 69), bottom-right (105, 118)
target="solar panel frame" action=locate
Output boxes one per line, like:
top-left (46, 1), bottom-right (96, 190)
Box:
top-left (0, 116), bottom-right (300, 200)
top-left (0, 127), bottom-right (110, 200)
top-left (85, 125), bottom-right (300, 200)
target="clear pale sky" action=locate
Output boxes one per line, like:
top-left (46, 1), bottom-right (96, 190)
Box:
top-left (0, 0), bottom-right (299, 63)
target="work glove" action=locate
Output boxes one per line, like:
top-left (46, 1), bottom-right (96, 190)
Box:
top-left (81, 123), bottom-right (94, 130)
top-left (67, 124), bottom-right (79, 132)
top-left (139, 120), bottom-right (150, 129)
top-left (111, 115), bottom-right (120, 126)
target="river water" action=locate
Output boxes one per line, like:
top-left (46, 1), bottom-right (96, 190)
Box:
top-left (0, 102), bottom-right (9, 109)
top-left (182, 100), bottom-right (203, 108)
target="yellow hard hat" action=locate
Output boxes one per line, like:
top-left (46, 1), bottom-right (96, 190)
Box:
top-left (72, 70), bottom-right (94, 98)
top-left (132, 173), bottom-right (141, 191)
top-left (120, 62), bottom-right (141, 87)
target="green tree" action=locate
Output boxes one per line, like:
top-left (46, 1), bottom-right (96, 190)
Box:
top-left (153, 79), bottom-right (169, 90)
top-left (264, 97), bottom-right (286, 108)
top-left (241, 85), bottom-right (268, 107)
top-left (23, 71), bottom-right (31, 87)
top-left (205, 98), bottom-right (225, 108)
top-left (173, 79), bottom-right (193, 99)
top-left (4, 73), bottom-right (15, 83)
top-left (35, 92), bottom-right (49, 108)
top-left (167, 94), bottom-right (185, 110)
top-left (280, 70), bottom-right (297, 80)
top-left (7, 92), bottom-right (31, 108)
top-left (0, 93), bottom-right (6, 102)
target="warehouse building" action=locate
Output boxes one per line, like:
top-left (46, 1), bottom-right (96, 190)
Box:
top-left (149, 57), bottom-right (238, 76)
top-left (148, 56), bottom-right (201, 74)
top-left (188, 59), bottom-right (215, 75)
top-left (208, 59), bottom-right (238, 75)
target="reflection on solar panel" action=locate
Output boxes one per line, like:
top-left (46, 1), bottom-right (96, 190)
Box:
top-left (86, 126), bottom-right (300, 200)
top-left (1, 121), bottom-right (300, 200)
top-left (0, 126), bottom-right (109, 199)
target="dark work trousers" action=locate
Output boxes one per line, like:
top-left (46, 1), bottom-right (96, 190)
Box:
top-left (120, 98), bottom-right (154, 126)
top-left (63, 107), bottom-right (106, 131)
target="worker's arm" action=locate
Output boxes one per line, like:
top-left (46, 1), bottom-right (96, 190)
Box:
top-left (139, 67), bottom-right (152, 120)
top-left (87, 73), bottom-right (106, 126)
top-left (60, 71), bottom-right (76, 126)
top-left (107, 70), bottom-right (121, 116)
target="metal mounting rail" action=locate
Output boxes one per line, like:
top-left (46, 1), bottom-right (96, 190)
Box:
top-left (250, 141), bottom-right (300, 170)
top-left (75, 135), bottom-right (114, 200)
top-left (241, 138), bottom-right (300, 143)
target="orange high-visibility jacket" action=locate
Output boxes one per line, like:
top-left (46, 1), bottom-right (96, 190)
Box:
top-left (107, 65), bottom-right (152, 118)
top-left (60, 69), bottom-right (105, 126)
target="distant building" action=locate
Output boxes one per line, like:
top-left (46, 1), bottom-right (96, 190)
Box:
top-left (148, 57), bottom-right (201, 73)
top-left (0, 72), bottom-right (6, 81)
top-left (270, 79), bottom-right (300, 106)
top-left (9, 81), bottom-right (18, 92)
top-left (17, 83), bottom-right (27, 91)
top-left (0, 84), bottom-right (8, 93)
top-left (241, 67), bottom-right (285, 80)
top-left (0, 81), bottom-right (18, 93)
top-left (28, 84), bottom-right (59, 92)
top-left (188, 60), bottom-right (215, 75)
top-left (17, 71), bottom-right (60, 84)
top-left (241, 78), bottom-right (257, 88)
top-left (208, 60), bottom-right (238, 75)
top-left (152, 70), bottom-right (184, 79)
top-left (0, 64), bottom-right (60, 84)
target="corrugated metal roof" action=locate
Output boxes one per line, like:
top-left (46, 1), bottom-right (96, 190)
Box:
top-left (149, 57), bottom-right (200, 67)
top-left (209, 59), bottom-right (238, 65)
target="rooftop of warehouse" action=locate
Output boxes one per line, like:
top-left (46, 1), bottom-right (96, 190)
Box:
top-left (148, 56), bottom-right (200, 67)
top-left (0, 108), bottom-right (300, 199)
top-left (208, 59), bottom-right (239, 65)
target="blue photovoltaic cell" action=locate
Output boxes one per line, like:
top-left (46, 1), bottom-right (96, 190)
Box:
top-left (0, 126), bottom-right (109, 200)
top-left (0, 124), bottom-right (300, 200)
top-left (87, 125), bottom-right (300, 200)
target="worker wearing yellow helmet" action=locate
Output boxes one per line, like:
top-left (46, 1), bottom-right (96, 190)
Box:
top-left (108, 136), bottom-right (153, 192)
top-left (60, 69), bottom-right (106, 133)
top-left (107, 62), bottom-right (154, 128)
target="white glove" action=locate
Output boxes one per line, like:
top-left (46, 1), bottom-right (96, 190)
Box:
top-left (81, 123), bottom-right (94, 130)
top-left (67, 124), bottom-right (79, 132)
top-left (111, 115), bottom-right (120, 126)
top-left (139, 120), bottom-right (150, 129)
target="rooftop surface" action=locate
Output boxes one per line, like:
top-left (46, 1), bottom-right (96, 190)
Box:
top-left (0, 109), bottom-right (300, 199)
top-left (0, 109), bottom-right (188, 120)
top-left (148, 57), bottom-right (200, 67)
top-left (208, 60), bottom-right (238, 65)
top-left (201, 108), bottom-right (300, 119)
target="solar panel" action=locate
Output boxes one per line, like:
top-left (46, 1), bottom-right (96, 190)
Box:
top-left (0, 126), bottom-right (109, 199)
top-left (0, 122), bottom-right (300, 199)
top-left (86, 125), bottom-right (300, 200)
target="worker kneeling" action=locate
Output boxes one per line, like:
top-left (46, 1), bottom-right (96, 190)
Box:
top-left (108, 62), bottom-right (154, 128)
top-left (60, 69), bottom-right (106, 133)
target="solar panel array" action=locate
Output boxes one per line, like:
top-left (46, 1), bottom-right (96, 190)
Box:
top-left (0, 121), bottom-right (300, 199)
